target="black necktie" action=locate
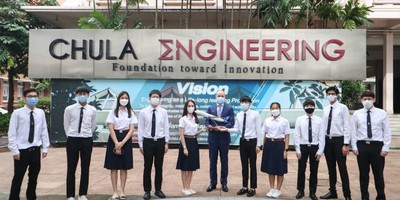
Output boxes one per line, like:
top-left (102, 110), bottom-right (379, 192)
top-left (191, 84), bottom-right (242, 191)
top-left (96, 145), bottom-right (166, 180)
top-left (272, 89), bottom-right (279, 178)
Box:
top-left (327, 106), bottom-right (333, 135)
top-left (78, 107), bottom-right (84, 133)
top-left (242, 113), bottom-right (246, 140)
top-left (151, 109), bottom-right (156, 137)
top-left (367, 110), bottom-right (372, 138)
top-left (308, 117), bottom-right (312, 143)
top-left (28, 111), bottom-right (34, 143)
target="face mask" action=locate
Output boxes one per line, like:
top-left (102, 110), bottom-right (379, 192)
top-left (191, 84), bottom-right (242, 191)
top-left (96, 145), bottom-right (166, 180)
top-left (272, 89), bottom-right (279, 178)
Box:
top-left (305, 108), bottom-right (315, 114)
top-left (362, 100), bottom-right (374, 109)
top-left (327, 95), bottom-right (337, 102)
top-left (216, 97), bottom-right (225, 105)
top-left (150, 97), bottom-right (160, 106)
top-left (240, 103), bottom-right (249, 111)
top-left (187, 107), bottom-right (195, 113)
top-left (26, 97), bottom-right (38, 107)
top-left (271, 109), bottom-right (280, 117)
top-left (120, 99), bottom-right (129, 106)
top-left (78, 95), bottom-right (88, 103)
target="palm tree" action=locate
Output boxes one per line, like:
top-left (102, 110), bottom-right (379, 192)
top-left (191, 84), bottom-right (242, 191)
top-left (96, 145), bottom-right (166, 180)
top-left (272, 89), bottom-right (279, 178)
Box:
top-left (255, 0), bottom-right (301, 28)
top-left (78, 1), bottom-right (128, 29)
top-left (127, 0), bottom-right (148, 28)
top-left (341, 0), bottom-right (372, 29)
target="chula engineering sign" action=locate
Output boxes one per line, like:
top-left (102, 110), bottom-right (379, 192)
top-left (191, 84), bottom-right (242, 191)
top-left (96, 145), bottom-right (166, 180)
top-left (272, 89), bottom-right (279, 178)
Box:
top-left (29, 29), bottom-right (366, 80)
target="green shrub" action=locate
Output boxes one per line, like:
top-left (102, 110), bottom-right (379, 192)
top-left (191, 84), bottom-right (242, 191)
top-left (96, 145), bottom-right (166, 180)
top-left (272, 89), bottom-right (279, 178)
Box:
top-left (341, 80), bottom-right (366, 110)
top-left (0, 113), bottom-right (11, 133)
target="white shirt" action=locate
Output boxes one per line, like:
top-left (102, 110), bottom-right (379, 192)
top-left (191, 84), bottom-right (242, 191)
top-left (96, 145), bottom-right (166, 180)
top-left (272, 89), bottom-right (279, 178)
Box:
top-left (294, 114), bottom-right (325, 155)
top-left (179, 115), bottom-right (198, 136)
top-left (228, 109), bottom-right (262, 147)
top-left (323, 101), bottom-right (351, 144)
top-left (106, 108), bottom-right (138, 130)
top-left (262, 116), bottom-right (290, 139)
top-left (8, 106), bottom-right (50, 155)
top-left (138, 106), bottom-right (170, 148)
top-left (351, 107), bottom-right (391, 152)
top-left (63, 103), bottom-right (97, 138)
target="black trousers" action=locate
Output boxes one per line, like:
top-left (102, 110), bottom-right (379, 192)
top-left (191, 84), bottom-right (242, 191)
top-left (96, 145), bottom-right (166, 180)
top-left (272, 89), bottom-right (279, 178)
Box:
top-left (324, 136), bottom-right (351, 197)
top-left (9, 147), bottom-right (41, 200)
top-left (66, 137), bottom-right (93, 198)
top-left (357, 141), bottom-right (386, 200)
top-left (239, 139), bottom-right (257, 188)
top-left (143, 138), bottom-right (165, 192)
top-left (297, 145), bottom-right (319, 194)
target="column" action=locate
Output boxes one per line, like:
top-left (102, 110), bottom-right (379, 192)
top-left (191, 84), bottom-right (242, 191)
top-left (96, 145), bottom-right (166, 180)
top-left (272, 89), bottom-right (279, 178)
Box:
top-left (383, 32), bottom-right (394, 114)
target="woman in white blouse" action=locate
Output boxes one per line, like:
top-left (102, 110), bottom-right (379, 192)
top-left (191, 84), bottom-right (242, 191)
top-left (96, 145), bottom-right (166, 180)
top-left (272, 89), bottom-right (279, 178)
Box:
top-left (261, 102), bottom-right (290, 198)
top-left (176, 100), bottom-right (206, 196)
top-left (104, 91), bottom-right (137, 200)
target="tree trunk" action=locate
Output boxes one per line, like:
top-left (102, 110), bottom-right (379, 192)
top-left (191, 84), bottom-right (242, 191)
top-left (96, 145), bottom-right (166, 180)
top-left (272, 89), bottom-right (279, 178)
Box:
top-left (7, 69), bottom-right (15, 114)
top-left (204, 0), bottom-right (209, 28)
top-left (237, 0), bottom-right (242, 28)
top-left (230, 0), bottom-right (234, 28)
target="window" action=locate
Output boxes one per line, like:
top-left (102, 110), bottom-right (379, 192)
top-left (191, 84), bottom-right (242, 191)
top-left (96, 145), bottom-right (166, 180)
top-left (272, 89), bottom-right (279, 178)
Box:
top-left (17, 83), bottom-right (23, 100)
top-left (3, 81), bottom-right (8, 101)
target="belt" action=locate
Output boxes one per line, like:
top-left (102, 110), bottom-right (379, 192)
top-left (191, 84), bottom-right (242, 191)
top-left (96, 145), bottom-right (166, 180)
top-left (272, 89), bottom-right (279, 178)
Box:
top-left (326, 135), bottom-right (344, 139)
top-left (184, 135), bottom-right (196, 138)
top-left (265, 137), bottom-right (285, 142)
top-left (357, 140), bottom-right (383, 145)
top-left (114, 129), bottom-right (129, 134)
top-left (300, 144), bottom-right (318, 147)
top-left (20, 146), bottom-right (40, 152)
top-left (144, 137), bottom-right (165, 142)
top-left (241, 138), bottom-right (257, 142)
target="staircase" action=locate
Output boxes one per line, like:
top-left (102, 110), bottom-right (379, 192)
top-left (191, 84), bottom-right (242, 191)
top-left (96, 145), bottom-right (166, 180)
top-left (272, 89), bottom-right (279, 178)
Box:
top-left (388, 114), bottom-right (400, 150)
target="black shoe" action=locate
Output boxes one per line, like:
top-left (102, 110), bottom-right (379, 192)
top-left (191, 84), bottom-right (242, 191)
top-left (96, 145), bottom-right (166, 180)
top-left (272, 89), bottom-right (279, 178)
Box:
top-left (344, 197), bottom-right (352, 200)
top-left (247, 189), bottom-right (256, 197)
top-left (310, 193), bottom-right (318, 200)
top-left (143, 191), bottom-right (151, 200)
top-left (237, 188), bottom-right (248, 195)
top-left (296, 191), bottom-right (305, 199)
top-left (221, 184), bottom-right (229, 192)
top-left (154, 190), bottom-right (166, 198)
top-left (206, 184), bottom-right (216, 192)
top-left (320, 191), bottom-right (338, 199)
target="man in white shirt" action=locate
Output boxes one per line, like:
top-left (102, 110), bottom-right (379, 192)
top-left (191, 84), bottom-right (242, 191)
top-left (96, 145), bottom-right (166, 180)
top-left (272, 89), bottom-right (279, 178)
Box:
top-left (220, 95), bottom-right (262, 197)
top-left (320, 86), bottom-right (351, 200)
top-left (351, 91), bottom-right (391, 200)
top-left (8, 88), bottom-right (50, 200)
top-left (294, 100), bottom-right (325, 200)
top-left (138, 89), bottom-right (170, 200)
top-left (63, 86), bottom-right (97, 200)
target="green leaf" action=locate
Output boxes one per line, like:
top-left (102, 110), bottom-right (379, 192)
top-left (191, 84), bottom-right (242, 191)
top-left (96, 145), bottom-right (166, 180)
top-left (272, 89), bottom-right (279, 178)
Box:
top-left (290, 90), bottom-right (295, 104)
top-left (279, 87), bottom-right (291, 93)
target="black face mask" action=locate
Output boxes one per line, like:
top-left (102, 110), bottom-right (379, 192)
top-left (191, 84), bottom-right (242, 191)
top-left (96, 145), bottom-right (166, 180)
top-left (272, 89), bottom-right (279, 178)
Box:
top-left (305, 108), bottom-right (315, 114)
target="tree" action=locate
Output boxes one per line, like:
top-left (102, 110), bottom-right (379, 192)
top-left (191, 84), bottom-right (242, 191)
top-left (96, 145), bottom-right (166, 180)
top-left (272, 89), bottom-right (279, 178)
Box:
top-left (254, 0), bottom-right (302, 28)
top-left (0, 0), bottom-right (55, 113)
top-left (341, 0), bottom-right (372, 29)
top-left (78, 1), bottom-right (128, 29)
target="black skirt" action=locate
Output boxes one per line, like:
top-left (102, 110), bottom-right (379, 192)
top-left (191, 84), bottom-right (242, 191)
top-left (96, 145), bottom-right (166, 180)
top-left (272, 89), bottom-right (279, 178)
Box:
top-left (104, 131), bottom-right (133, 170)
top-left (261, 139), bottom-right (288, 176)
top-left (176, 137), bottom-right (200, 171)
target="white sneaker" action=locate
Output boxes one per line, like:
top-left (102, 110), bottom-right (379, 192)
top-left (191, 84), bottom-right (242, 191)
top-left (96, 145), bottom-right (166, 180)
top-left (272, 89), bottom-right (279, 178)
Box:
top-left (78, 195), bottom-right (88, 200)
top-left (67, 198), bottom-right (75, 200)
top-left (266, 189), bottom-right (275, 197)
top-left (271, 189), bottom-right (281, 198)
top-left (182, 189), bottom-right (192, 196)
top-left (189, 188), bottom-right (196, 194)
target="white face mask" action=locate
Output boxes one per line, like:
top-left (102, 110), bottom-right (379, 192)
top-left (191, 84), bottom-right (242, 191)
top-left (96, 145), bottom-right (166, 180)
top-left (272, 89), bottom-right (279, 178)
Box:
top-left (327, 95), bottom-right (337, 102)
top-left (150, 97), bottom-right (160, 106)
top-left (271, 109), bottom-right (280, 117)
top-left (362, 100), bottom-right (374, 109)
top-left (187, 107), bottom-right (195, 113)
top-left (119, 99), bottom-right (129, 106)
top-left (216, 97), bottom-right (225, 104)
top-left (240, 103), bottom-right (249, 111)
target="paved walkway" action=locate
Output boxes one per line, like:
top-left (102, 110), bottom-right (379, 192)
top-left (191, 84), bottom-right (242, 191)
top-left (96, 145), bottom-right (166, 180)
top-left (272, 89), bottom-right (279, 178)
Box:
top-left (0, 142), bottom-right (400, 200)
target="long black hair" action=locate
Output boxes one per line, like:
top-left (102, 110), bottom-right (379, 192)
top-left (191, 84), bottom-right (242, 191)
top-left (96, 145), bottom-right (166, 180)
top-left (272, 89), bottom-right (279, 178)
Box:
top-left (114, 91), bottom-right (133, 118)
top-left (182, 100), bottom-right (199, 124)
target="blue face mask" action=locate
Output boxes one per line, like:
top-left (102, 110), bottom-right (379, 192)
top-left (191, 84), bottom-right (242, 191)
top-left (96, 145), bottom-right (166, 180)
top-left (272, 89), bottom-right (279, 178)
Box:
top-left (78, 95), bottom-right (88, 103)
top-left (240, 103), bottom-right (249, 111)
top-left (216, 97), bottom-right (225, 104)
top-left (26, 97), bottom-right (38, 107)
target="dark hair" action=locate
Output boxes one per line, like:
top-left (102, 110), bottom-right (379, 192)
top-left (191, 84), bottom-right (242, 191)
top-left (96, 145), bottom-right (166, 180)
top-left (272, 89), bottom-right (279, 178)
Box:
top-left (114, 91), bottom-right (133, 118)
top-left (270, 102), bottom-right (281, 109)
top-left (326, 86), bottom-right (339, 95)
top-left (23, 88), bottom-right (38, 97)
top-left (360, 90), bottom-right (375, 99)
top-left (182, 100), bottom-right (199, 124)
top-left (240, 95), bottom-right (252, 103)
top-left (149, 89), bottom-right (162, 98)
top-left (303, 99), bottom-right (315, 107)
top-left (75, 86), bottom-right (90, 94)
